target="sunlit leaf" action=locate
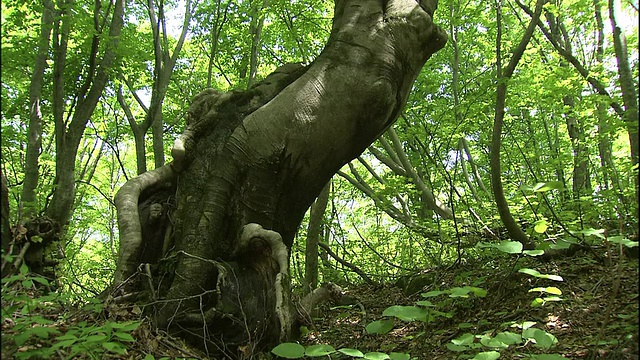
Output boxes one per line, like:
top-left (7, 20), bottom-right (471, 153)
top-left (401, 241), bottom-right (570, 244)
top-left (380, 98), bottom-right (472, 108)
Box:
top-left (365, 320), bottom-right (395, 334)
top-left (472, 351), bottom-right (501, 360)
top-left (271, 343), bottom-right (305, 358)
top-left (364, 352), bottom-right (390, 360)
top-left (382, 306), bottom-right (428, 321)
top-left (495, 241), bottom-right (523, 254)
top-left (305, 344), bottom-right (335, 357)
top-left (532, 181), bottom-right (564, 192)
top-left (533, 220), bottom-right (548, 233)
top-left (338, 348), bottom-right (364, 357)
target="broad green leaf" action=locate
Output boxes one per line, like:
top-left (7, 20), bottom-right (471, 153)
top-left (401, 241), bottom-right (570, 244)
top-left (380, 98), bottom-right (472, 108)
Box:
top-left (415, 300), bottom-right (435, 307)
top-left (382, 306), bottom-right (428, 321)
top-left (114, 331), bottom-right (135, 342)
top-left (364, 352), bottom-right (390, 360)
top-left (271, 343), bottom-right (305, 358)
top-left (338, 348), bottom-right (364, 357)
top-left (52, 339), bottom-right (77, 349)
top-left (495, 241), bottom-right (523, 254)
top-left (518, 268), bottom-right (563, 281)
top-left (532, 181), bottom-right (563, 192)
top-left (531, 298), bottom-right (544, 307)
top-left (121, 321), bottom-right (142, 332)
top-left (305, 344), bottom-right (336, 357)
top-left (523, 250), bottom-right (545, 256)
top-left (446, 343), bottom-right (468, 352)
top-left (421, 290), bottom-right (447, 297)
top-left (365, 320), bottom-right (394, 334)
top-left (472, 351), bottom-right (501, 360)
top-left (532, 329), bottom-right (558, 349)
top-left (533, 220), bottom-right (548, 233)
top-left (452, 333), bottom-right (475, 346)
top-left (576, 228), bottom-right (605, 239)
top-left (608, 236), bottom-right (638, 248)
top-left (85, 334), bottom-right (109, 343)
top-left (14, 332), bottom-right (31, 346)
top-left (529, 287), bottom-right (562, 295)
top-left (493, 331), bottom-right (522, 345)
top-left (480, 336), bottom-right (508, 349)
top-left (31, 326), bottom-right (60, 338)
top-left (389, 352), bottom-right (410, 360)
top-left (143, 354), bottom-right (155, 360)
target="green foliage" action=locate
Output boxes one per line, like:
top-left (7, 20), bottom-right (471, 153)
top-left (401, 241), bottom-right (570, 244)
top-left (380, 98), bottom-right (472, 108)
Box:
top-left (1, 265), bottom-right (141, 359)
top-left (271, 342), bottom-right (411, 359)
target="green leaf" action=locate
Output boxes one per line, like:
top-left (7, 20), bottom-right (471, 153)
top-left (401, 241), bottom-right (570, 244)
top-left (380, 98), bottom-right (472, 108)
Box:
top-left (472, 351), bottom-right (501, 360)
top-left (511, 321), bottom-right (537, 330)
top-left (305, 344), bottom-right (336, 357)
top-left (52, 339), bottom-right (77, 349)
top-left (271, 343), bottom-right (305, 359)
top-left (446, 343), bottom-right (468, 352)
top-left (366, 319), bottom-right (395, 334)
top-left (389, 352), bottom-right (410, 360)
top-left (14, 331), bottom-right (31, 346)
top-left (143, 354), bottom-right (155, 360)
top-left (364, 352), bottom-right (390, 360)
top-left (532, 329), bottom-right (558, 349)
top-left (523, 250), bottom-right (545, 256)
top-left (529, 354), bottom-right (568, 359)
top-left (85, 334), bottom-right (109, 343)
top-left (31, 326), bottom-right (60, 338)
top-left (608, 236), bottom-right (639, 248)
top-left (383, 306), bottom-right (428, 321)
top-left (531, 298), bottom-right (544, 307)
top-left (576, 228), bottom-right (605, 239)
top-left (529, 287), bottom-right (562, 295)
top-left (493, 331), bottom-right (522, 345)
top-left (495, 241), bottom-right (523, 254)
top-left (338, 348), bottom-right (364, 357)
top-left (121, 321), bottom-right (141, 332)
top-left (102, 342), bottom-right (127, 355)
top-left (452, 333), bottom-right (475, 346)
top-left (480, 335), bottom-right (508, 349)
top-left (421, 290), bottom-right (447, 297)
top-left (114, 331), bottom-right (135, 342)
top-left (532, 181), bottom-right (563, 192)
top-left (518, 268), bottom-right (563, 281)
top-left (415, 300), bottom-right (435, 307)
top-left (533, 220), bottom-right (548, 233)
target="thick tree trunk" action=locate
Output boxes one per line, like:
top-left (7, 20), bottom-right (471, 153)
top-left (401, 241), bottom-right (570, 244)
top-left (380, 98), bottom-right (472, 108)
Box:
top-left (113, 0), bottom-right (447, 357)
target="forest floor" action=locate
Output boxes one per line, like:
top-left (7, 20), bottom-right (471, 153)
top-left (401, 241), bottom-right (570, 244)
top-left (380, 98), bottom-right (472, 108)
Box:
top-left (299, 248), bottom-right (639, 359)
top-left (1, 247), bottom-right (638, 359)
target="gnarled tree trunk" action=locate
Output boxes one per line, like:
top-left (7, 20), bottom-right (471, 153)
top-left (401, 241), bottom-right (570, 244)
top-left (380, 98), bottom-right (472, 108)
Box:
top-left (111, 0), bottom-right (447, 357)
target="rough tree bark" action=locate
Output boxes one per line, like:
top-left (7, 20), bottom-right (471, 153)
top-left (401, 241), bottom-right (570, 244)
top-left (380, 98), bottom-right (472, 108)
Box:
top-left (112, 0), bottom-right (447, 357)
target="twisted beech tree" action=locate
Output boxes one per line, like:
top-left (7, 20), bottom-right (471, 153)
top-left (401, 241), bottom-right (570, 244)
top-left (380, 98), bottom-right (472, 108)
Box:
top-left (111, 0), bottom-right (447, 356)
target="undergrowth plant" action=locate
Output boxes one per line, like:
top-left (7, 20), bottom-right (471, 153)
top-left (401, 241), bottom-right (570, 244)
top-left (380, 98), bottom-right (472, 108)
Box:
top-left (1, 261), bottom-right (142, 359)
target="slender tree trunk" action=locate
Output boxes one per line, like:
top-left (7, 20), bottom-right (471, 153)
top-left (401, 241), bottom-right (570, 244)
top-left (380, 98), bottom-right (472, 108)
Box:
top-left (490, 0), bottom-right (544, 250)
top-left (304, 181), bottom-right (330, 295)
top-left (22, 0), bottom-right (54, 218)
top-left (247, 0), bottom-right (268, 88)
top-left (608, 0), bottom-right (639, 206)
top-left (47, 0), bottom-right (124, 226)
